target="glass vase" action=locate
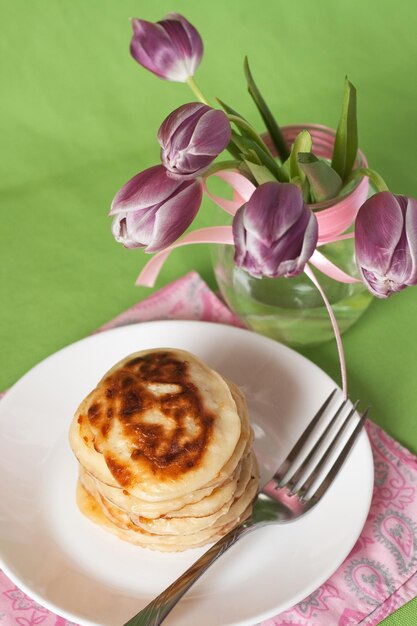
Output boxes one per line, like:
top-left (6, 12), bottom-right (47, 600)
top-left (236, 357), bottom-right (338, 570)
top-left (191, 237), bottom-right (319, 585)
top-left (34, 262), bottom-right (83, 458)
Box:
top-left (212, 124), bottom-right (374, 348)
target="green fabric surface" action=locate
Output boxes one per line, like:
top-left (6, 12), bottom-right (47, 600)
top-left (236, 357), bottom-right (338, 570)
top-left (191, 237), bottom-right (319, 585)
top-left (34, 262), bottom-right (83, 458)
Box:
top-left (382, 597), bottom-right (417, 626)
top-left (1, 0), bottom-right (417, 623)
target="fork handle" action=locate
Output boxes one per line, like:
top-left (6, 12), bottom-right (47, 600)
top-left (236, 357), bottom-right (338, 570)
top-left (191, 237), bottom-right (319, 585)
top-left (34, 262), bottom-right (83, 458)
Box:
top-left (123, 522), bottom-right (253, 626)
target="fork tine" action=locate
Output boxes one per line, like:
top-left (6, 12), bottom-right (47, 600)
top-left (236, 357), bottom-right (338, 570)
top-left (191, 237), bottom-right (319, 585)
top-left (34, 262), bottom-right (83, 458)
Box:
top-left (308, 407), bottom-right (370, 502)
top-left (297, 400), bottom-right (360, 497)
top-left (274, 389), bottom-right (337, 483)
top-left (285, 398), bottom-right (348, 490)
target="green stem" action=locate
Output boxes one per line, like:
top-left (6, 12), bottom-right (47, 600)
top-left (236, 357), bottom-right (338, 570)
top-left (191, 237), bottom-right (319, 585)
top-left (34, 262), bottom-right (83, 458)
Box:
top-left (186, 76), bottom-right (210, 105)
top-left (347, 167), bottom-right (389, 192)
top-left (204, 160), bottom-right (241, 176)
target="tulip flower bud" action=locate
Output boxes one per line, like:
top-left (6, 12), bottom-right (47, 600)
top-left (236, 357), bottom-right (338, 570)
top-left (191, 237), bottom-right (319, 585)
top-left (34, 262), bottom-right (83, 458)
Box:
top-left (158, 103), bottom-right (231, 179)
top-left (233, 182), bottom-right (318, 278)
top-left (355, 191), bottom-right (417, 297)
top-left (110, 165), bottom-right (202, 253)
top-left (130, 13), bottom-right (203, 82)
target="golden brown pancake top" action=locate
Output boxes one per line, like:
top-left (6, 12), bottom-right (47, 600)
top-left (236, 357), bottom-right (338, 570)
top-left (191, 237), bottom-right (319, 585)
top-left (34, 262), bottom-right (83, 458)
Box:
top-left (82, 351), bottom-right (215, 486)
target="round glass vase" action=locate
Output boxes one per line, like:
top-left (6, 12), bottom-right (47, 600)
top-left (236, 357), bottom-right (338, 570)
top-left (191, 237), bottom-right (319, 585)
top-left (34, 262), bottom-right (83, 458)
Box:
top-left (212, 124), bottom-right (374, 348)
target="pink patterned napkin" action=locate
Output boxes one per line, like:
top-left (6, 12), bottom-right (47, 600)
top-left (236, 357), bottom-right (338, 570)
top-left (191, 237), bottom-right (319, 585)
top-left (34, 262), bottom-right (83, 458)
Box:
top-left (1, 271), bottom-right (417, 626)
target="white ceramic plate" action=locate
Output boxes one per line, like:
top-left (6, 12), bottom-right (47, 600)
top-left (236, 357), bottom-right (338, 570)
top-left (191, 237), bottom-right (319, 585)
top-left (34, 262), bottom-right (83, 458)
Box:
top-left (0, 321), bottom-right (373, 626)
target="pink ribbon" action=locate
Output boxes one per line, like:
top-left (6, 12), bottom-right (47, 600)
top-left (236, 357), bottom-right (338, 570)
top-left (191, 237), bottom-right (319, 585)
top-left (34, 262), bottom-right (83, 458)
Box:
top-left (310, 250), bottom-right (358, 284)
top-left (202, 170), bottom-right (255, 215)
top-left (304, 264), bottom-right (347, 398)
top-left (136, 226), bottom-right (234, 287)
top-left (316, 179), bottom-right (369, 244)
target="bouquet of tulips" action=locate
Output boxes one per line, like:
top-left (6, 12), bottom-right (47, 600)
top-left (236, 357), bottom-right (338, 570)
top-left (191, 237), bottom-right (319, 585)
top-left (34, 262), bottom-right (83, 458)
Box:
top-left (110, 12), bottom-right (417, 301)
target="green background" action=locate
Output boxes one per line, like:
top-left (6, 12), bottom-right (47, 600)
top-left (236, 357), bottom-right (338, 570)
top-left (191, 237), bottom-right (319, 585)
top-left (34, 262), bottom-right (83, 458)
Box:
top-left (1, 0), bottom-right (416, 623)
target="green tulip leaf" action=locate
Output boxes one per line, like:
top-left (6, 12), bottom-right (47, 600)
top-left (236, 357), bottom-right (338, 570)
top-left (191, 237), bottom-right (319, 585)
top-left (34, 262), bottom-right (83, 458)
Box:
top-left (289, 130), bottom-right (313, 181)
top-left (225, 137), bottom-right (242, 160)
top-left (229, 129), bottom-right (287, 182)
top-left (250, 143), bottom-right (288, 182)
top-left (298, 152), bottom-right (343, 202)
top-left (331, 78), bottom-right (358, 181)
top-left (289, 174), bottom-right (311, 202)
top-left (237, 161), bottom-right (257, 185)
top-left (217, 98), bottom-right (288, 182)
top-left (281, 156), bottom-right (292, 180)
top-left (229, 130), bottom-right (255, 160)
top-left (216, 98), bottom-right (244, 119)
top-left (245, 148), bottom-right (262, 165)
top-left (244, 57), bottom-right (290, 162)
top-left (217, 98), bottom-right (275, 157)
top-left (244, 158), bottom-right (278, 185)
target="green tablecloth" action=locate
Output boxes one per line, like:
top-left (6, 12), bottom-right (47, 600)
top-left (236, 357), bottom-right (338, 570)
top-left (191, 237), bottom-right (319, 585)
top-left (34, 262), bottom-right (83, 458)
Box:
top-left (1, 0), bottom-right (416, 623)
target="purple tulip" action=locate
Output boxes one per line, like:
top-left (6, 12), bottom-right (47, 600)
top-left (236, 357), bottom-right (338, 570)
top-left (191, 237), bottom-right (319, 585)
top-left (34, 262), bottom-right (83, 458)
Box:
top-left (355, 191), bottom-right (417, 298)
top-left (158, 103), bottom-right (231, 179)
top-left (130, 13), bottom-right (203, 82)
top-left (110, 165), bottom-right (202, 253)
top-left (233, 182), bottom-right (318, 278)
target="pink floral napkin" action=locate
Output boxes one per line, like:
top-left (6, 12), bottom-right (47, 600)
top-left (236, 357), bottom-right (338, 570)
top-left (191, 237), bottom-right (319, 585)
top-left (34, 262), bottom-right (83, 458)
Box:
top-left (1, 271), bottom-right (417, 626)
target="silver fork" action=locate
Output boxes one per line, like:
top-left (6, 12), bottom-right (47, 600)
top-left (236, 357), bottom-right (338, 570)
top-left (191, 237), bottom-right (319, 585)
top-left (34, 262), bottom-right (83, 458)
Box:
top-left (123, 391), bottom-right (369, 626)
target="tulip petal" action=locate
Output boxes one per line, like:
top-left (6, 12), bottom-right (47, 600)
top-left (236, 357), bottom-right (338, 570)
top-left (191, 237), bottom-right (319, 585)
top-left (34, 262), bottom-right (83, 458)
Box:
top-left (231, 182), bottom-right (317, 279)
top-left (110, 165), bottom-right (181, 215)
top-left (111, 212), bottom-right (144, 249)
top-left (158, 103), bottom-right (231, 178)
top-left (158, 103), bottom-right (206, 149)
top-left (360, 265), bottom-right (409, 298)
top-left (298, 210), bottom-right (319, 267)
top-left (404, 195), bottom-right (417, 285)
top-left (355, 191), bottom-right (404, 275)
top-left (130, 14), bottom-right (203, 82)
top-left (187, 109), bottom-right (231, 156)
top-left (125, 206), bottom-right (158, 247)
top-left (354, 191), bottom-right (417, 297)
top-left (244, 182), bottom-right (304, 245)
top-left (261, 210), bottom-right (316, 277)
top-left (162, 13), bottom-right (203, 77)
top-left (130, 20), bottom-right (181, 80)
top-left (145, 179), bottom-right (203, 253)
top-left (232, 205), bottom-right (250, 269)
top-left (112, 214), bottom-right (135, 247)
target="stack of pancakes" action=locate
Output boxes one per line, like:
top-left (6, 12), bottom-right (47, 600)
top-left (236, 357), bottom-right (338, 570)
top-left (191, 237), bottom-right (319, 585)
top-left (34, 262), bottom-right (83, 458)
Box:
top-left (69, 348), bottom-right (259, 551)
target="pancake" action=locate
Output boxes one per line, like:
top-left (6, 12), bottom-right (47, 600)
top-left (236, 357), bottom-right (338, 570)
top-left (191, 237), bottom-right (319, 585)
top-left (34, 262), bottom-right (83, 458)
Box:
top-left (69, 405), bottom-right (120, 488)
top-left (129, 452), bottom-right (256, 535)
top-left (77, 451), bottom-right (259, 551)
top-left (78, 379), bottom-right (251, 519)
top-left (70, 349), bottom-right (242, 501)
top-left (71, 348), bottom-right (259, 551)
top-left (77, 480), bottom-right (255, 552)
top-left (79, 466), bottom-right (231, 536)
top-left (203, 379), bottom-right (252, 490)
top-left (84, 455), bottom-right (242, 519)
top-left (70, 376), bottom-right (251, 500)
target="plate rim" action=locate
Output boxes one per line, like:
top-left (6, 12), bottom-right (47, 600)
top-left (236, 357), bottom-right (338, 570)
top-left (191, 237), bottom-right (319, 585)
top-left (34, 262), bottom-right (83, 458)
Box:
top-left (0, 320), bottom-right (374, 626)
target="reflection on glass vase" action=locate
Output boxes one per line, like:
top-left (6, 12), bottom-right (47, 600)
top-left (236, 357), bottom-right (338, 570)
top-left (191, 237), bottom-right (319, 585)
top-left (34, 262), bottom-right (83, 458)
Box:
top-left (212, 124), bottom-right (374, 348)
top-left (212, 240), bottom-right (372, 347)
